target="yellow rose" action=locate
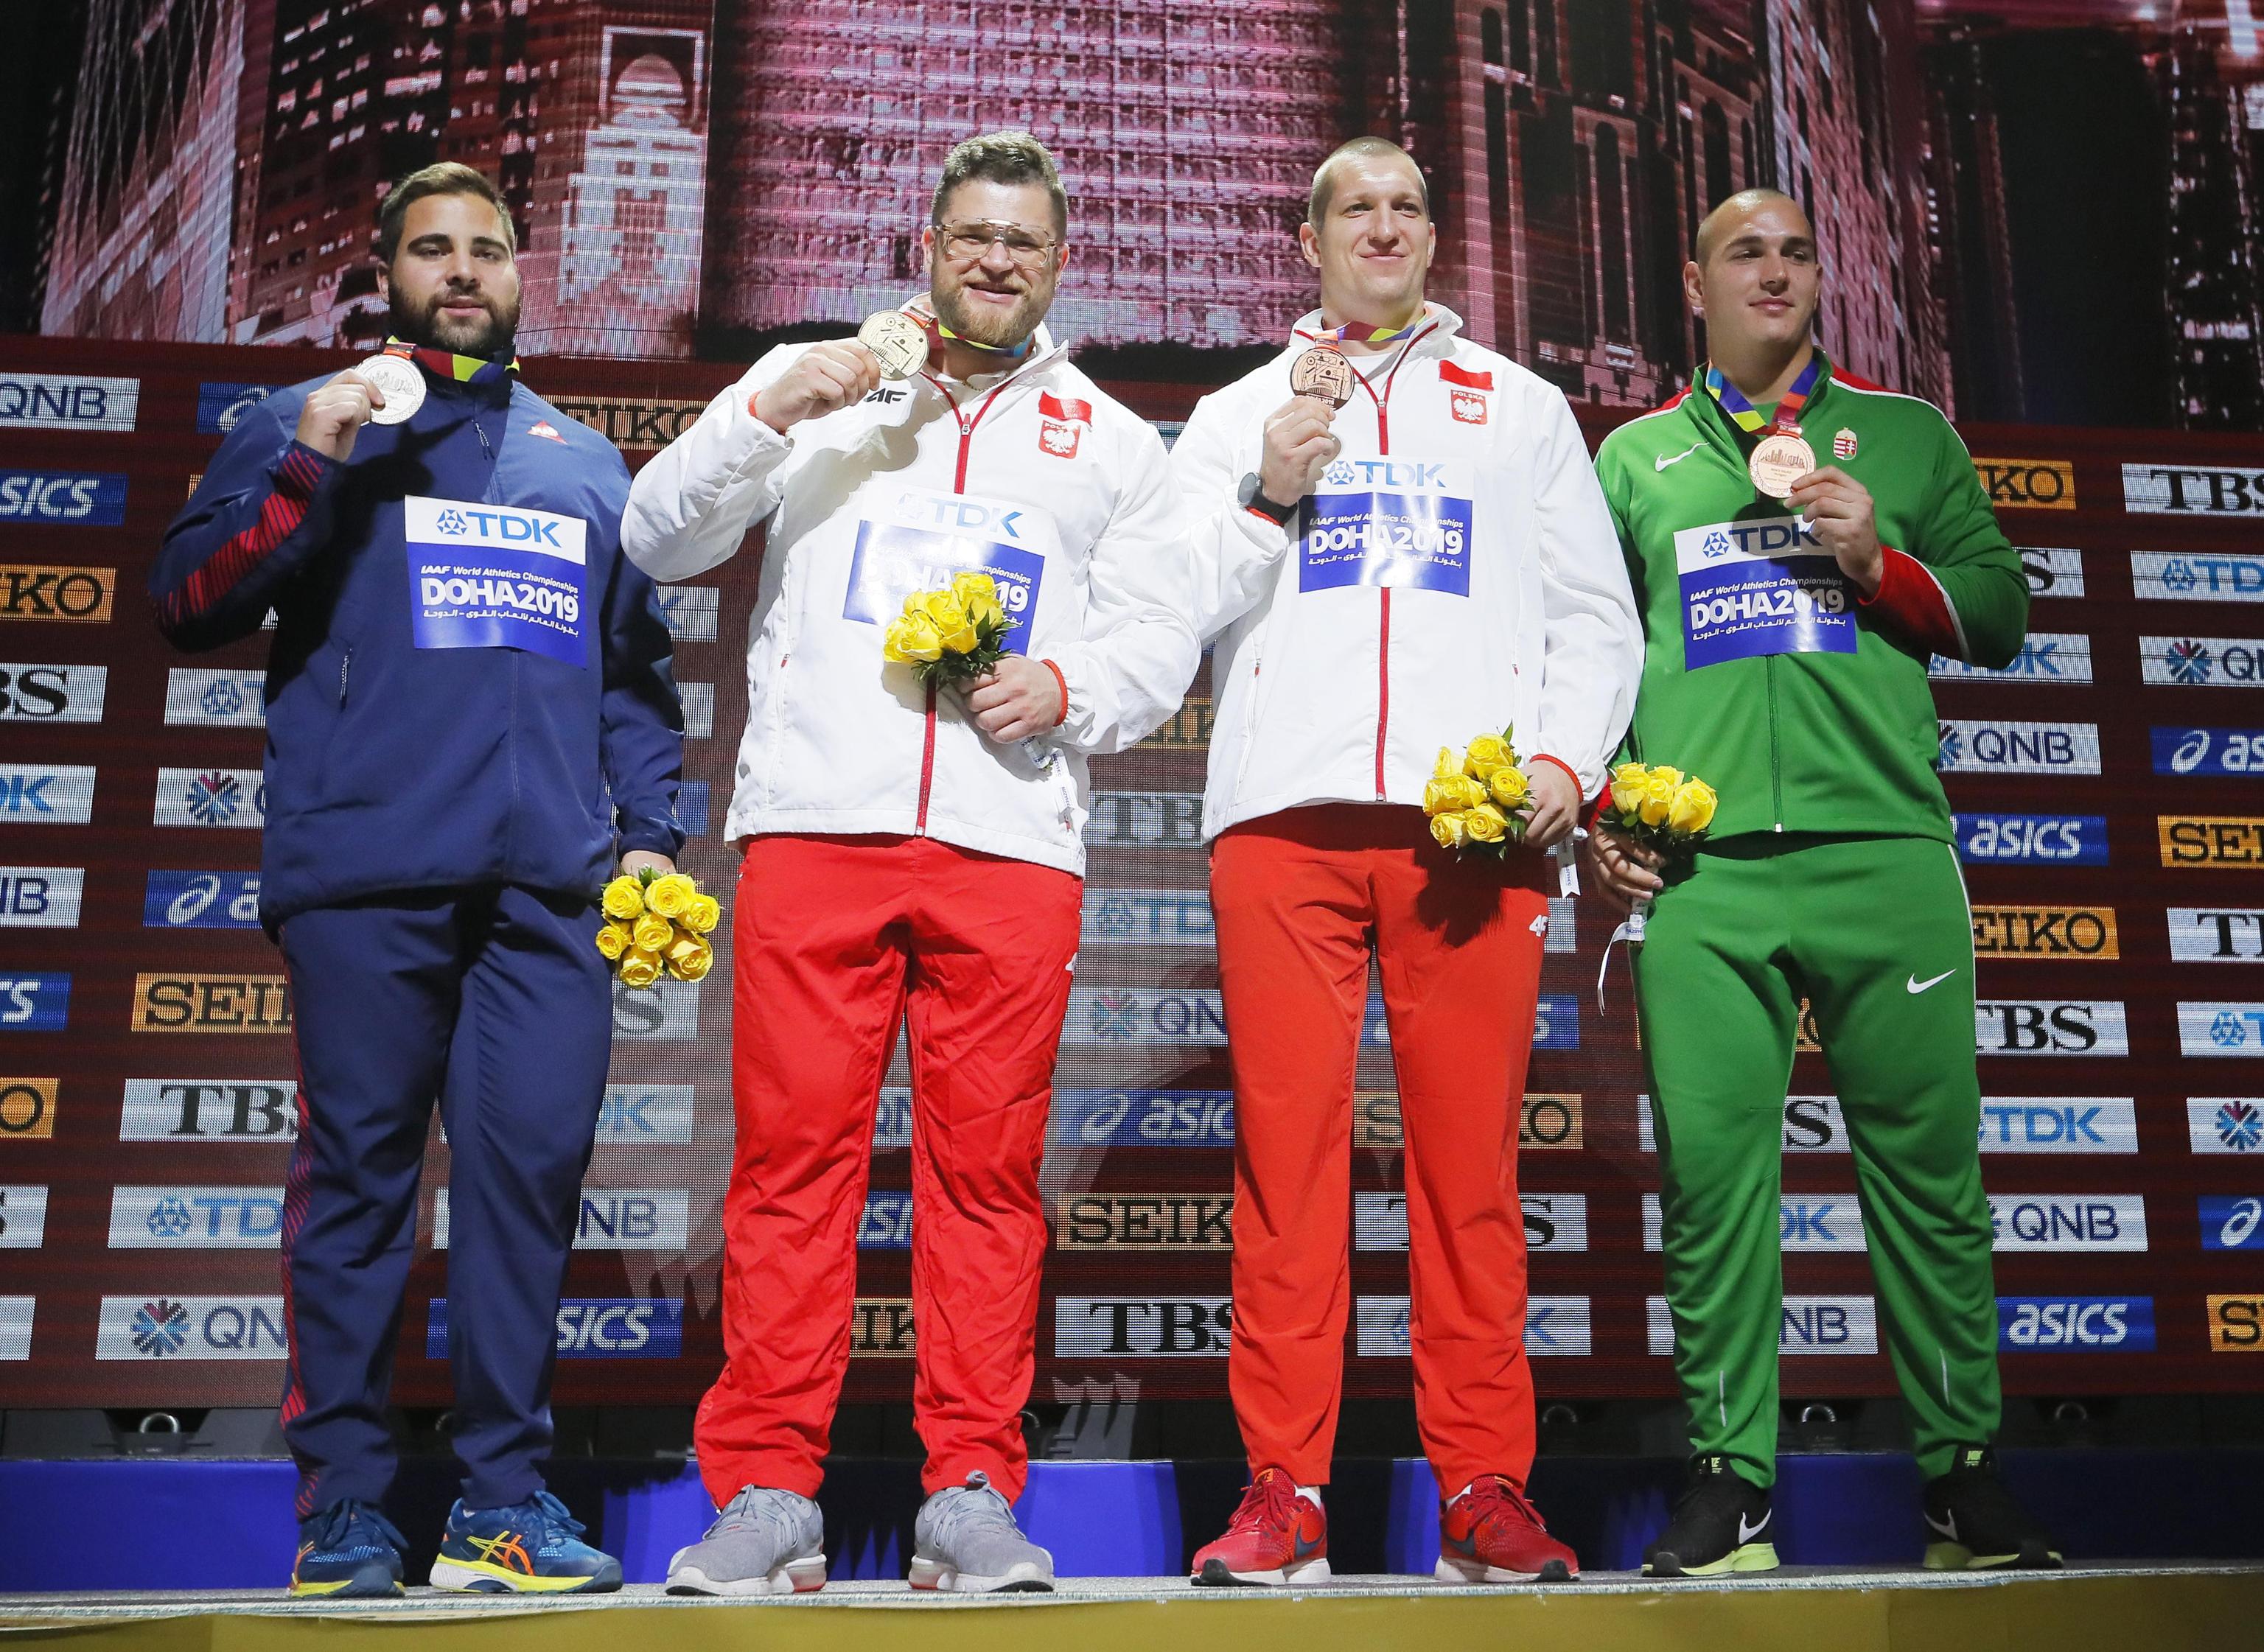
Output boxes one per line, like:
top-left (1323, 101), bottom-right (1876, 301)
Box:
top-left (1465, 802), bottom-right (1510, 843)
top-left (1434, 746), bottom-right (1464, 784)
top-left (967, 591), bottom-right (1007, 634)
top-left (1464, 734), bottom-right (1511, 780)
top-left (1636, 768), bottom-right (1676, 828)
top-left (951, 572), bottom-right (999, 609)
top-left (1422, 776), bottom-right (1463, 816)
top-left (618, 948), bottom-right (663, 989)
top-left (601, 875), bottom-right (644, 920)
top-left (1489, 764), bottom-right (1530, 810)
top-left (663, 933), bottom-right (713, 983)
top-left (1669, 777), bottom-right (1717, 834)
top-left (883, 612), bottom-right (944, 664)
top-left (645, 873), bottom-right (696, 920)
top-left (593, 921), bottom-right (632, 961)
top-left (684, 893), bottom-right (722, 935)
top-left (632, 912), bottom-right (673, 953)
top-left (1430, 811), bottom-right (1470, 849)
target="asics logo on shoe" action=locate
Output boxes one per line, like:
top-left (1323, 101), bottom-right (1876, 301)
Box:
top-left (1656, 442), bottom-right (1703, 472)
top-left (1738, 1511), bottom-right (1770, 1544)
top-left (1925, 1511), bottom-right (1959, 1541)
top-left (464, 1532), bottom-right (537, 1574)
top-left (1907, 969), bottom-right (1955, 994)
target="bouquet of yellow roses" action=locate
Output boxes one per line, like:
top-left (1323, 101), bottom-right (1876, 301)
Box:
top-left (1599, 760), bottom-right (1717, 955)
top-left (1421, 728), bottom-right (1534, 856)
top-left (595, 867), bottom-right (719, 989)
top-left (881, 572), bottom-right (1012, 687)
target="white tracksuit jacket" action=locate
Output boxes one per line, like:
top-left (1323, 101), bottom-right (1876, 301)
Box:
top-left (1171, 307), bottom-right (1643, 839)
top-left (620, 326), bottom-right (1199, 877)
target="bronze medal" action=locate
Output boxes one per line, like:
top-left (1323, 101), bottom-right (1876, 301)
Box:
top-left (1748, 433), bottom-right (1816, 500)
top-left (1288, 344), bottom-right (1354, 410)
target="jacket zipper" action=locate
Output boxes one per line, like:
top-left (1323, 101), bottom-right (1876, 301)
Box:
top-left (1344, 338), bottom-right (1424, 801)
top-left (915, 374), bottom-right (1013, 835)
top-left (1766, 654), bottom-right (1784, 830)
top-left (338, 648), bottom-right (352, 707)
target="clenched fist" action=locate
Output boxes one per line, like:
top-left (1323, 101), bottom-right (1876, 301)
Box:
top-left (1257, 396), bottom-right (1343, 505)
top-left (294, 371), bottom-right (383, 463)
top-left (752, 343), bottom-right (886, 435)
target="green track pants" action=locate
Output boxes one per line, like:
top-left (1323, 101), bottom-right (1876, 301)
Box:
top-left (1631, 833), bottom-right (2002, 1488)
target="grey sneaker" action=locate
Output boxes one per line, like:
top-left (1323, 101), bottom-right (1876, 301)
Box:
top-left (665, 1485), bottom-right (826, 1596)
top-left (909, 1471), bottom-right (1055, 1593)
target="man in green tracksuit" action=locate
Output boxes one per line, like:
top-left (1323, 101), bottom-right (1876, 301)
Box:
top-left (1586, 189), bottom-right (2061, 1576)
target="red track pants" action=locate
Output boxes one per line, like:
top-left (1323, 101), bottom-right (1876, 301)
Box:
top-left (1211, 804), bottom-right (1551, 1496)
top-left (694, 834), bottom-right (1080, 1506)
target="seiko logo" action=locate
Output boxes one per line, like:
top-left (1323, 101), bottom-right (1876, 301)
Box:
top-left (549, 395), bottom-right (707, 452)
top-left (1935, 720), bottom-right (2100, 774)
top-left (2131, 551), bottom-right (2264, 603)
top-left (1058, 1194), bottom-right (1234, 1249)
top-left (1953, 813), bottom-right (2107, 865)
top-left (2122, 463), bottom-right (2264, 516)
top-left (0, 374), bottom-right (139, 431)
top-left (2160, 816), bottom-right (2264, 868)
top-left (0, 663), bottom-right (106, 721)
top-left (118, 1079), bottom-right (297, 1141)
top-left (0, 1078), bottom-right (57, 1138)
top-left (1971, 458), bottom-right (2074, 509)
top-left (1, 567), bottom-right (115, 622)
top-left (1974, 1000), bottom-right (2128, 1056)
top-left (1988, 1194), bottom-right (2148, 1252)
top-left (1356, 1091), bottom-right (1582, 1150)
top-left (131, 974), bottom-right (292, 1034)
top-left (2207, 1295), bottom-right (2264, 1351)
top-left (2016, 547), bottom-right (2084, 598)
top-left (2170, 909), bottom-right (2264, 962)
top-left (1998, 1297), bottom-right (2153, 1351)
top-left (1969, 906), bottom-right (2117, 959)
top-left (850, 1298), bottom-right (916, 1356)
top-left (1139, 696), bottom-right (1215, 750)
top-left (2180, 1002), bottom-right (2264, 1057)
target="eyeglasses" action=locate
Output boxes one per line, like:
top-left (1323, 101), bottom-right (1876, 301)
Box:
top-left (934, 219), bottom-right (1058, 268)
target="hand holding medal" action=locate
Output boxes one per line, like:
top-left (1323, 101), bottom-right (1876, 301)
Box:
top-left (295, 345), bottom-right (422, 462)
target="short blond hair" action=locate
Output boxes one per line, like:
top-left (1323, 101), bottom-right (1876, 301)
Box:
top-left (1308, 138), bottom-right (1429, 225)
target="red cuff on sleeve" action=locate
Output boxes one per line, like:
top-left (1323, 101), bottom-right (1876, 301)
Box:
top-left (1858, 547), bottom-right (1963, 658)
top-left (1585, 783), bottom-right (1615, 833)
top-left (1040, 658), bottom-right (1070, 727)
top-left (1530, 752), bottom-right (1583, 798)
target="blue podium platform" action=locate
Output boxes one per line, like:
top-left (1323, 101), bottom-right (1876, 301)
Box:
top-left (3, 1449), bottom-right (2260, 1592)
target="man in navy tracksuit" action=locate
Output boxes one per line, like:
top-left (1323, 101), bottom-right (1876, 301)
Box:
top-left (150, 164), bottom-right (682, 1597)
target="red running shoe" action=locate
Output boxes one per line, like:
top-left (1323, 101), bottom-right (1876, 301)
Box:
top-left (1435, 1476), bottom-right (1579, 1583)
top-left (1189, 1468), bottom-right (1330, 1586)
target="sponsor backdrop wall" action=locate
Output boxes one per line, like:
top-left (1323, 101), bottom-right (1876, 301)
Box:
top-left (1, 335), bottom-right (2261, 1415)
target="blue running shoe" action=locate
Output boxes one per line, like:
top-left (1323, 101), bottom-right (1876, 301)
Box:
top-left (429, 1489), bottom-right (623, 1594)
top-left (290, 1500), bottom-right (407, 1598)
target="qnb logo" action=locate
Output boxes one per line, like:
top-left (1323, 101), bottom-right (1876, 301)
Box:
top-left (131, 1299), bottom-right (189, 1357)
top-left (1648, 1295), bottom-right (1876, 1355)
top-left (432, 1187), bottom-right (689, 1250)
top-left (1987, 1194), bottom-right (2148, 1252)
top-left (1936, 721), bottom-right (2100, 775)
top-left (1997, 1297), bottom-right (2154, 1351)
top-left (97, 1295), bottom-right (286, 1360)
top-left (2146, 637), bottom-right (2263, 687)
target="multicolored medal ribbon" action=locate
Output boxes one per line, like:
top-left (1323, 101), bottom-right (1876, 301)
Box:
top-left (1704, 354), bottom-right (1821, 499)
top-left (1307, 306), bottom-right (1429, 345)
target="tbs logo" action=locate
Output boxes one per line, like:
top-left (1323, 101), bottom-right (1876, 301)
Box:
top-left (1997, 1297), bottom-right (2154, 1351)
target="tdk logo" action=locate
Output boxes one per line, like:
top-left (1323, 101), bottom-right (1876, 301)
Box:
top-left (428, 505), bottom-right (563, 547)
top-left (1998, 1296), bottom-right (2154, 1351)
top-left (2133, 551), bottom-right (2264, 602)
top-left (1954, 814), bottom-right (2107, 865)
top-left (0, 473), bottom-right (129, 525)
top-left (2201, 1196), bottom-right (2264, 1251)
top-left (0, 766), bottom-right (95, 824)
top-left (2153, 727), bottom-right (2264, 777)
top-left (1697, 519), bottom-right (1823, 560)
top-left (1320, 458), bottom-right (1450, 491)
top-left (1930, 634), bottom-right (2091, 683)
top-left (1978, 1098), bottom-right (2137, 1153)
top-left (896, 492), bottom-right (1027, 540)
top-left (426, 1298), bottom-right (684, 1359)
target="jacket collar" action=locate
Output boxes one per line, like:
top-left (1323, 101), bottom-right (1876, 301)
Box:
top-left (1288, 302), bottom-right (1465, 358)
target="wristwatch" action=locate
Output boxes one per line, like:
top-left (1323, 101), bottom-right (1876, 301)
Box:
top-left (1237, 472), bottom-right (1298, 527)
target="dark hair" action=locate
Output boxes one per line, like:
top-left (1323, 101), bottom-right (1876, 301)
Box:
top-left (931, 131), bottom-right (1069, 237)
top-left (1307, 137), bottom-right (1430, 225)
top-left (376, 162), bottom-right (516, 265)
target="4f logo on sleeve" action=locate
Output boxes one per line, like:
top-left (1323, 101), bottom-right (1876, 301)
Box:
top-left (1038, 393), bottom-right (1089, 459)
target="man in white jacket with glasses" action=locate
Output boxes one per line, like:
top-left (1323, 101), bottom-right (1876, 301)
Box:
top-left (620, 131), bottom-right (1198, 1595)
top-left (1172, 138), bottom-right (1641, 1587)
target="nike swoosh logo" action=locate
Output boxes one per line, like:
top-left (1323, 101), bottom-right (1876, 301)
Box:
top-left (1293, 1532), bottom-right (1324, 1560)
top-left (1655, 442), bottom-right (1703, 472)
top-left (1907, 970), bottom-right (1956, 995)
top-left (1738, 1511), bottom-right (1769, 1544)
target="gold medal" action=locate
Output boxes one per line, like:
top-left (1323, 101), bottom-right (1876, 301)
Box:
top-left (857, 310), bottom-right (930, 381)
top-left (1748, 433), bottom-right (1816, 500)
top-left (352, 352), bottom-right (424, 426)
top-left (1288, 344), bottom-right (1354, 410)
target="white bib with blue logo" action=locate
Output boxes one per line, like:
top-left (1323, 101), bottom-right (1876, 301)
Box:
top-left (1299, 455), bottom-right (1474, 595)
top-left (1674, 513), bottom-right (1856, 668)
top-left (406, 495), bottom-right (588, 666)
top-left (842, 484), bottom-right (1059, 654)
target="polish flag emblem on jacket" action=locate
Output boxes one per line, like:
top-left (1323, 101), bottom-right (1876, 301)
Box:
top-left (1441, 360), bottom-right (1492, 425)
top-left (1039, 391), bottom-right (1089, 458)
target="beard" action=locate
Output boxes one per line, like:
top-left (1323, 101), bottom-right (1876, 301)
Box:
top-left (929, 266), bottom-right (1053, 353)
top-left (389, 282), bottom-right (521, 359)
